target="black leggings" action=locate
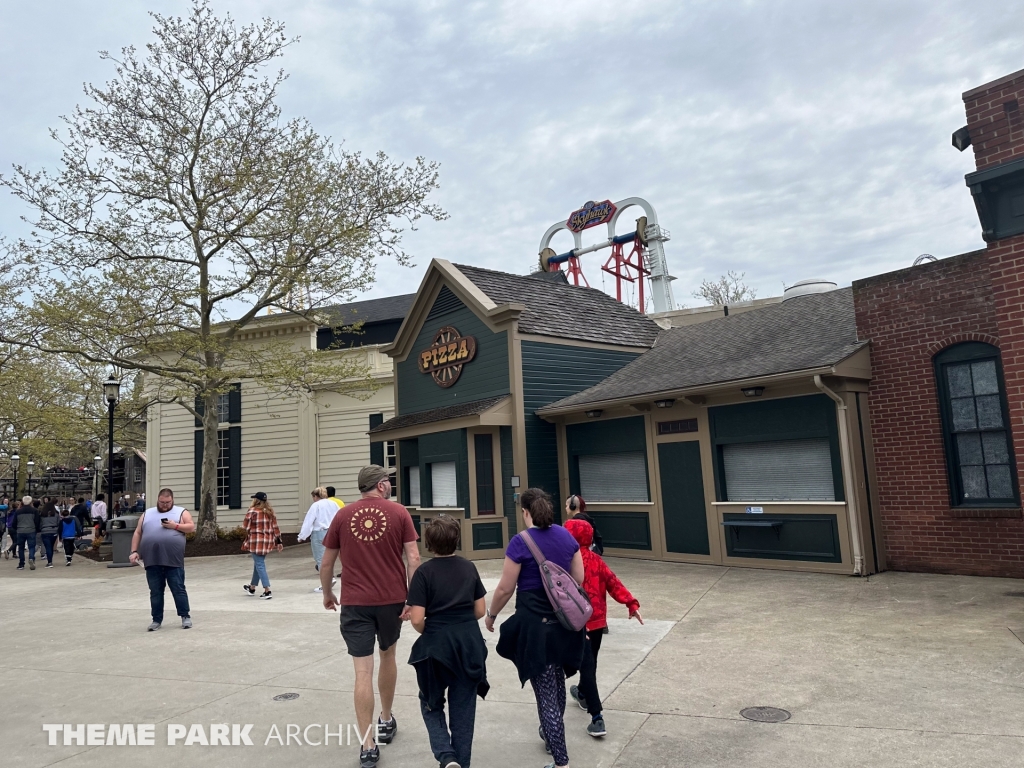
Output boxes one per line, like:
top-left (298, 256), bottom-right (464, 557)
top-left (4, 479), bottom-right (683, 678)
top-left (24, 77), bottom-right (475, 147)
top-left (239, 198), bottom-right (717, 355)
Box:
top-left (577, 629), bottom-right (605, 717)
top-left (63, 539), bottom-right (76, 561)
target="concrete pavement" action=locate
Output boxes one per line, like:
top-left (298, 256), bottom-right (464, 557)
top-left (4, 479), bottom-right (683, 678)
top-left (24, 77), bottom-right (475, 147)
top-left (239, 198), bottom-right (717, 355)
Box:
top-left (1, 546), bottom-right (1022, 767)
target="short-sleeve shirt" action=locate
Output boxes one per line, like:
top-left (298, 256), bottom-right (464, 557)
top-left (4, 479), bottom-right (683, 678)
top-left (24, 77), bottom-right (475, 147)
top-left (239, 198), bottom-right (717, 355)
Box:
top-left (323, 497), bottom-right (419, 606)
top-left (505, 524), bottom-right (580, 592)
top-left (407, 556), bottom-right (486, 618)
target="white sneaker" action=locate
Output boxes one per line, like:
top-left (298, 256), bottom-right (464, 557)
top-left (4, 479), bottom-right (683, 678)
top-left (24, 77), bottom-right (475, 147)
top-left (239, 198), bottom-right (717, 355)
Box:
top-left (314, 586), bottom-right (323, 593)
top-left (331, 577), bottom-right (337, 585)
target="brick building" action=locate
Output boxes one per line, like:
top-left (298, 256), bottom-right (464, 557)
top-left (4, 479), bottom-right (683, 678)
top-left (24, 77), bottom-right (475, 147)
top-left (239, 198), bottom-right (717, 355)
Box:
top-left (852, 68), bottom-right (1024, 577)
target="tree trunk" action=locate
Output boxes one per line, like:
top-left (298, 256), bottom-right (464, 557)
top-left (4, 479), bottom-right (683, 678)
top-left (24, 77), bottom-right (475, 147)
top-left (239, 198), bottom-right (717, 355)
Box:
top-left (196, 392), bottom-right (220, 542)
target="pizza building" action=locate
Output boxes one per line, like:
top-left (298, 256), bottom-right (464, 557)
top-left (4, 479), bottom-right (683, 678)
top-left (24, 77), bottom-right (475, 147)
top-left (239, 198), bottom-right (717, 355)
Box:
top-left (369, 261), bottom-right (881, 573)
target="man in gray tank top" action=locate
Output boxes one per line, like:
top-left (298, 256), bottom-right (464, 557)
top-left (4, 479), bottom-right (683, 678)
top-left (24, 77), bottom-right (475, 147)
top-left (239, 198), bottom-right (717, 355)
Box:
top-left (128, 488), bottom-right (195, 631)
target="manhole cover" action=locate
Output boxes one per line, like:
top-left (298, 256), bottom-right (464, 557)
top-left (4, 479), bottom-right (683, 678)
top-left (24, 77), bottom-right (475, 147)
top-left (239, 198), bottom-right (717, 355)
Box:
top-left (273, 693), bottom-right (299, 701)
top-left (740, 706), bottom-right (791, 723)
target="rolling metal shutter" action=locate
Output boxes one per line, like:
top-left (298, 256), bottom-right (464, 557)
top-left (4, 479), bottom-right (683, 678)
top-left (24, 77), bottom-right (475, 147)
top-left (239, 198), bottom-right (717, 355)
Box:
top-left (431, 461), bottom-right (458, 507)
top-left (722, 438), bottom-right (835, 501)
top-left (578, 452), bottom-right (649, 502)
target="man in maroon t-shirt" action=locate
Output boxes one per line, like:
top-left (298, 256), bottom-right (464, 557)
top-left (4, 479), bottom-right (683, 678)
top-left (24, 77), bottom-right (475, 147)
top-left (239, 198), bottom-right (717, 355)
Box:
top-left (321, 465), bottom-right (420, 767)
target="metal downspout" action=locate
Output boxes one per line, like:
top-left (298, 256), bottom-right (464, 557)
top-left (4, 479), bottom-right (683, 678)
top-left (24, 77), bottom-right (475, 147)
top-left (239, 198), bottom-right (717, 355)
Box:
top-left (814, 375), bottom-right (865, 576)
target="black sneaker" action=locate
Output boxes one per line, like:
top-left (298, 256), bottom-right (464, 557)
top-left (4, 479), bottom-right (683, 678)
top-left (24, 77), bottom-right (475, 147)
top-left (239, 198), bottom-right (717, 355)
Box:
top-left (570, 684), bottom-right (587, 711)
top-left (587, 716), bottom-right (607, 737)
top-left (376, 715), bottom-right (397, 744)
top-left (359, 746), bottom-right (379, 767)
top-left (539, 724), bottom-right (550, 754)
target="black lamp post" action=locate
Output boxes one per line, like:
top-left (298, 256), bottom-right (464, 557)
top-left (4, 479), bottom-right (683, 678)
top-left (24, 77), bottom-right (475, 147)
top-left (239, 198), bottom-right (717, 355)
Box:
top-left (93, 455), bottom-right (102, 499)
top-left (27, 460), bottom-right (34, 496)
top-left (10, 454), bottom-right (19, 497)
top-left (103, 374), bottom-right (121, 517)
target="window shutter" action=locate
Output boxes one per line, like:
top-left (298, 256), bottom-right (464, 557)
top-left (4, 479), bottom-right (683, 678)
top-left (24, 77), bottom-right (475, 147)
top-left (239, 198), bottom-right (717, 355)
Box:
top-left (408, 466), bottom-right (421, 507)
top-left (722, 438), bottom-right (835, 501)
top-left (578, 452), bottom-right (649, 502)
top-left (431, 461), bottom-right (458, 507)
top-left (369, 413), bottom-right (384, 466)
top-left (228, 426), bottom-right (242, 509)
top-left (228, 384), bottom-right (242, 424)
top-left (194, 429), bottom-right (203, 511)
top-left (194, 395), bottom-right (204, 427)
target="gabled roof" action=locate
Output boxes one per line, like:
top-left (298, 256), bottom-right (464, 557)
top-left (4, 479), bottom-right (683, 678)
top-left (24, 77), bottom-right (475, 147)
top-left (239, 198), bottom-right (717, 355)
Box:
top-left (539, 288), bottom-right (867, 414)
top-left (453, 264), bottom-right (661, 348)
top-left (319, 293), bottom-right (416, 328)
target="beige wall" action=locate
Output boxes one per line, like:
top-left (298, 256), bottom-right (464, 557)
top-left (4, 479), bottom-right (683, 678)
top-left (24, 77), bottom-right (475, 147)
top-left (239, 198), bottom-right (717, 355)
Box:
top-left (316, 386), bottom-right (395, 507)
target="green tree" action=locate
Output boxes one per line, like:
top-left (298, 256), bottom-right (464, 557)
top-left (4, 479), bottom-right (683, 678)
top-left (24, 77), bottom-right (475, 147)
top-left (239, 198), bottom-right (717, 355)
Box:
top-left (0, 1), bottom-right (445, 539)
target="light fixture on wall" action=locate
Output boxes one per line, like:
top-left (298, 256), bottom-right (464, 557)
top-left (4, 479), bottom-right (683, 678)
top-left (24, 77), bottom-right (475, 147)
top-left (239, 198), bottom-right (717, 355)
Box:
top-left (741, 386), bottom-right (765, 398)
top-left (584, 409), bottom-right (603, 418)
top-left (654, 399), bottom-right (675, 408)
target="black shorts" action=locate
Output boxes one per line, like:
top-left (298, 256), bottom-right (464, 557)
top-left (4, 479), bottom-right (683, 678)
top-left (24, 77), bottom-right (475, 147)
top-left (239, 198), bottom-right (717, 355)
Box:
top-left (339, 603), bottom-right (404, 657)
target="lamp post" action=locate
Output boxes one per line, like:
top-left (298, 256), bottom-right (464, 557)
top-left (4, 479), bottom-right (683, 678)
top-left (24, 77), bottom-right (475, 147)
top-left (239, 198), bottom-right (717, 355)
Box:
top-left (104, 374), bottom-right (121, 517)
top-left (93, 455), bottom-right (102, 499)
top-left (27, 460), bottom-right (34, 497)
top-left (11, 454), bottom-right (19, 497)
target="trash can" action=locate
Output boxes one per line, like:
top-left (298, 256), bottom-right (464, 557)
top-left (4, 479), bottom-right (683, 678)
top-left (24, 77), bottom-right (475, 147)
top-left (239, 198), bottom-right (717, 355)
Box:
top-left (106, 514), bottom-right (140, 568)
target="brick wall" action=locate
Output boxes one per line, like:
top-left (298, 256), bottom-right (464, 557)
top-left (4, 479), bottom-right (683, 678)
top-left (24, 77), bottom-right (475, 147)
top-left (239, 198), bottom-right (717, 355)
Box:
top-left (964, 67), bottom-right (1024, 170)
top-left (852, 251), bottom-right (1024, 577)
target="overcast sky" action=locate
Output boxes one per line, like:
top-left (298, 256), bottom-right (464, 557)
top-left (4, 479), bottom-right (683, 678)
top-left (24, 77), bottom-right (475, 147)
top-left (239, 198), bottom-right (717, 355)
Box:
top-left (2, 0), bottom-right (1023, 310)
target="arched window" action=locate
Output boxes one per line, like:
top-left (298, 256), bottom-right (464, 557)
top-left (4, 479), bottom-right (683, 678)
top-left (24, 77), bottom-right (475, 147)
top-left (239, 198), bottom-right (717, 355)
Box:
top-left (934, 342), bottom-right (1018, 506)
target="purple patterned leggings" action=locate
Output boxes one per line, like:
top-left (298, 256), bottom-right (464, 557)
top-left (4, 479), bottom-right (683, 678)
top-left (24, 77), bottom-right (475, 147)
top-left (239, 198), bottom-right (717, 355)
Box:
top-left (531, 664), bottom-right (568, 766)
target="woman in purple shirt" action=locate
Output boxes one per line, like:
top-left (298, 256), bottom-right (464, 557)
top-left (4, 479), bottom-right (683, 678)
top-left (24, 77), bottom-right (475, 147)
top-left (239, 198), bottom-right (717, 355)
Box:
top-left (485, 488), bottom-right (585, 768)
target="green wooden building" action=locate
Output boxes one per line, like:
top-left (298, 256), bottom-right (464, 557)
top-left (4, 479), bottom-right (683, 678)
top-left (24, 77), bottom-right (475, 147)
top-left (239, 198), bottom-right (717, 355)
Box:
top-left (371, 259), bottom-right (881, 574)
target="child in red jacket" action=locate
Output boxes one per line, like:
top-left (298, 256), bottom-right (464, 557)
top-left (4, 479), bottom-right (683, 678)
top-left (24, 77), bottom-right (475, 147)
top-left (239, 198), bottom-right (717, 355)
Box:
top-left (564, 517), bottom-right (642, 738)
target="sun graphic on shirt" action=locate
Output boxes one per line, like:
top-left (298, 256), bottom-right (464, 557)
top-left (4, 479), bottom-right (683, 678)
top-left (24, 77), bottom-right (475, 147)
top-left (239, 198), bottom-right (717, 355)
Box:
top-left (349, 507), bottom-right (388, 542)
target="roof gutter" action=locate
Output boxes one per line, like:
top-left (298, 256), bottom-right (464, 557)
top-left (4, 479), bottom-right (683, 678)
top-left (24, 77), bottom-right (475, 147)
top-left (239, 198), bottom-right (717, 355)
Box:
top-left (538, 365), bottom-right (836, 417)
top-left (814, 375), bottom-right (865, 576)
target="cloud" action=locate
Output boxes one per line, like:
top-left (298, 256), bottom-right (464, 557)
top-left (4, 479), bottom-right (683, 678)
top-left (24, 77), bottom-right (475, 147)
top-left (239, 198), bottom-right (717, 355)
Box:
top-left (2, 0), bottom-right (1022, 309)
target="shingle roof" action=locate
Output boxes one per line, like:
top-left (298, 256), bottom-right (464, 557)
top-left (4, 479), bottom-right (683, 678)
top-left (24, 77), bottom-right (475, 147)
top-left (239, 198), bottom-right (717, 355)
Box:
top-left (368, 395), bottom-right (511, 435)
top-left (539, 288), bottom-right (866, 412)
top-left (453, 264), bottom-right (661, 348)
top-left (320, 293), bottom-right (416, 327)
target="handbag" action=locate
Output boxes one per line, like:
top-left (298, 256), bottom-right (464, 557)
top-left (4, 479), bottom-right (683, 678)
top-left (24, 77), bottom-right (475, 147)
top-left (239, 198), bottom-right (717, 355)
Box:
top-left (518, 529), bottom-right (593, 632)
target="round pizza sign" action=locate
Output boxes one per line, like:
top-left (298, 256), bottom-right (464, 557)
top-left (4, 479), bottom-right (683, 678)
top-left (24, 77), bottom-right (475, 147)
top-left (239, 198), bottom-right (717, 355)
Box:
top-left (418, 326), bottom-right (477, 388)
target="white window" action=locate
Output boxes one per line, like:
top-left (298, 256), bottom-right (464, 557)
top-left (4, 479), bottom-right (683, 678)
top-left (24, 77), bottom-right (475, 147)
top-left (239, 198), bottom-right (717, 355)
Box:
top-left (578, 452), bottom-right (649, 502)
top-left (431, 461), bottom-right (458, 507)
top-left (408, 466), bottom-right (421, 507)
top-left (722, 438), bottom-right (835, 501)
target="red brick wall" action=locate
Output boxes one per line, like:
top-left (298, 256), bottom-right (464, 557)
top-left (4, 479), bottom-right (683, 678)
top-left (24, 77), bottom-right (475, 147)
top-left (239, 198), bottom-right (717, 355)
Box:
top-left (965, 68), bottom-right (1024, 170)
top-left (853, 252), bottom-right (1024, 577)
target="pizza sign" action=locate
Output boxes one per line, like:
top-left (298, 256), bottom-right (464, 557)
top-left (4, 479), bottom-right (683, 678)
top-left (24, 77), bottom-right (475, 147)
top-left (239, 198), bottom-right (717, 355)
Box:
top-left (418, 326), bottom-right (477, 388)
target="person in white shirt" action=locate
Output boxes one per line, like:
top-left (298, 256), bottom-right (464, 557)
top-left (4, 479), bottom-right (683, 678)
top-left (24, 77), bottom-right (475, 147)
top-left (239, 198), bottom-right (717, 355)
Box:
top-left (91, 494), bottom-right (108, 536)
top-left (297, 487), bottom-right (339, 593)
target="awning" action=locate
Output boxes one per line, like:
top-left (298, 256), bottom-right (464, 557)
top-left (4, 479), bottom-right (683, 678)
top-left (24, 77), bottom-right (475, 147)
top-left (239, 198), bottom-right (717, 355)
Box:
top-left (368, 395), bottom-right (512, 442)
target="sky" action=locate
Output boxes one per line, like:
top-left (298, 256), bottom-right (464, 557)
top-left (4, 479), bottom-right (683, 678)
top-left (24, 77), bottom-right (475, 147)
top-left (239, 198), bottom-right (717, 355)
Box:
top-left (2, 0), bottom-right (1023, 311)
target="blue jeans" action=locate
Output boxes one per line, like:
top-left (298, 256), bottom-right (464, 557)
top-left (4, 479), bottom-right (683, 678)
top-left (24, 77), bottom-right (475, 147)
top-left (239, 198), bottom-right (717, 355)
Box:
top-left (250, 554), bottom-right (270, 588)
top-left (41, 533), bottom-right (57, 564)
top-left (17, 533), bottom-right (36, 567)
top-left (145, 565), bottom-right (190, 623)
top-left (420, 674), bottom-right (478, 768)
top-left (310, 529), bottom-right (327, 569)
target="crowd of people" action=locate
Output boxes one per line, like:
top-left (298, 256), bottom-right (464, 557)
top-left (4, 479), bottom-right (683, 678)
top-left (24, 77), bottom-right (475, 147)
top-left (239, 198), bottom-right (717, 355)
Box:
top-left (6, 466), bottom-right (640, 768)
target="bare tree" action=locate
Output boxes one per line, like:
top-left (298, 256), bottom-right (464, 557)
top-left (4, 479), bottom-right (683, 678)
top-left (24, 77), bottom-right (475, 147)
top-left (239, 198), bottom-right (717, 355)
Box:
top-left (693, 271), bottom-right (757, 306)
top-left (0, 1), bottom-right (446, 539)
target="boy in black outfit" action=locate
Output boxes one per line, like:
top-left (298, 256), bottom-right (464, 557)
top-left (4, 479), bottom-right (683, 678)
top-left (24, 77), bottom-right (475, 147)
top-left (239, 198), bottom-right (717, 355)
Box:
top-left (406, 515), bottom-right (489, 768)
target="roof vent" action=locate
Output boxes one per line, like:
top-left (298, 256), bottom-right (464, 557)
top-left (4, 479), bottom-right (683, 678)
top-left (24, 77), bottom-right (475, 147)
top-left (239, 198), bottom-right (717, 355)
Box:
top-left (783, 278), bottom-right (837, 302)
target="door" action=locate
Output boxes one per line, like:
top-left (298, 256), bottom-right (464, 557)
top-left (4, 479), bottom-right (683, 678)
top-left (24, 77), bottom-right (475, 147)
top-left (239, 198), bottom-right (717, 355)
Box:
top-left (658, 441), bottom-right (710, 555)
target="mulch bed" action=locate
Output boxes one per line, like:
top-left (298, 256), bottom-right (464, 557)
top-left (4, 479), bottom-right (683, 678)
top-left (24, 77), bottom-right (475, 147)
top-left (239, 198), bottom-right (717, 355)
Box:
top-left (77, 533), bottom-right (301, 562)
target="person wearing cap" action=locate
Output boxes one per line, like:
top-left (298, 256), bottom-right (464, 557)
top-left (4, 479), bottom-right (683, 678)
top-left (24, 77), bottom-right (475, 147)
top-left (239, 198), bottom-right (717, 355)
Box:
top-left (298, 487), bottom-right (340, 593)
top-left (242, 492), bottom-right (283, 599)
top-left (128, 488), bottom-right (195, 631)
top-left (320, 464), bottom-right (420, 768)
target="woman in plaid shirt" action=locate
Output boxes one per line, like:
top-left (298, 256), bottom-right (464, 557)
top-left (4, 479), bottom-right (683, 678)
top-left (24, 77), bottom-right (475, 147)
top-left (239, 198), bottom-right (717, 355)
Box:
top-left (242, 492), bottom-right (283, 599)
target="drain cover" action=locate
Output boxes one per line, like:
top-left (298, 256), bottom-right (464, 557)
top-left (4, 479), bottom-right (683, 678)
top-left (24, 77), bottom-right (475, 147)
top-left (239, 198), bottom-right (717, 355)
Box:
top-left (740, 706), bottom-right (790, 723)
top-left (273, 693), bottom-right (299, 701)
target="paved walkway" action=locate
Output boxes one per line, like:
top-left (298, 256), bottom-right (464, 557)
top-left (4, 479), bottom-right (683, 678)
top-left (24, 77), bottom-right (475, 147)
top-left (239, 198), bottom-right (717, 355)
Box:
top-left (2, 546), bottom-right (1023, 767)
